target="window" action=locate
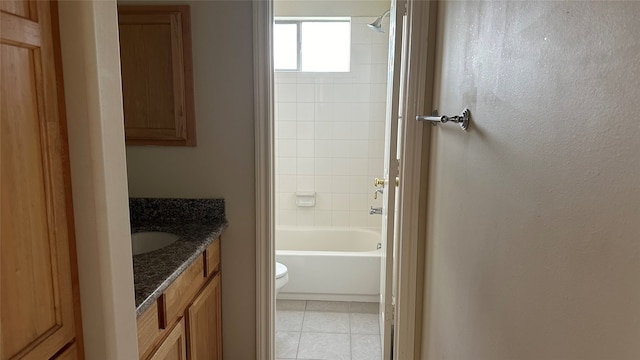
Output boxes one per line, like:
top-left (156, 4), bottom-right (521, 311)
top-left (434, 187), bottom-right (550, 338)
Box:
top-left (274, 18), bottom-right (351, 72)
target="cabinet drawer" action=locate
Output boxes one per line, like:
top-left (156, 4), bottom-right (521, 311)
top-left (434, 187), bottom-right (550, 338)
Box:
top-left (204, 238), bottom-right (220, 277)
top-left (159, 256), bottom-right (205, 329)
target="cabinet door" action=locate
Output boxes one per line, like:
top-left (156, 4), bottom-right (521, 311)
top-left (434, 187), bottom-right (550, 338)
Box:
top-left (1, 1), bottom-right (81, 359)
top-left (117, 6), bottom-right (196, 146)
top-left (187, 274), bottom-right (222, 360)
top-left (150, 318), bottom-right (187, 360)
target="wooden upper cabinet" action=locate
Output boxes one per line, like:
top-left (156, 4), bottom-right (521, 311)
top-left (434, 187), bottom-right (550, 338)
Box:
top-left (117, 6), bottom-right (196, 146)
top-left (1, 0), bottom-right (83, 359)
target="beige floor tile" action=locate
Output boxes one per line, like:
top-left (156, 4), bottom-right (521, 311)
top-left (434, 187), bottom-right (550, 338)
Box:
top-left (350, 313), bottom-right (379, 334)
top-left (306, 300), bottom-right (350, 312)
top-left (297, 332), bottom-right (351, 360)
top-left (351, 334), bottom-right (381, 360)
top-left (275, 331), bottom-right (300, 359)
top-left (277, 310), bottom-right (304, 332)
top-left (302, 311), bottom-right (350, 333)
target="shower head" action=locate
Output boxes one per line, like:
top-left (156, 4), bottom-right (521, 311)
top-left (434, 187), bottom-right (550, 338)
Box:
top-left (367, 9), bottom-right (390, 33)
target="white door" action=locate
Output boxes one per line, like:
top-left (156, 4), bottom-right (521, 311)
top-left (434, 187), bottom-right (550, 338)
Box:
top-left (378, 0), bottom-right (406, 358)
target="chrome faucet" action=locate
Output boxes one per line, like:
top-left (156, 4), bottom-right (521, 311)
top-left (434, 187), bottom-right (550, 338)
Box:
top-left (369, 206), bottom-right (383, 215)
top-left (374, 188), bottom-right (384, 199)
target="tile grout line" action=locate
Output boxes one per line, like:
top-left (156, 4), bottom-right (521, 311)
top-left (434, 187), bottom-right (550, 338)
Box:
top-left (294, 300), bottom-right (307, 360)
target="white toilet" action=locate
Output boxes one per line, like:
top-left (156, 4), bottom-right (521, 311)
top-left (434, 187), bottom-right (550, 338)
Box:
top-left (275, 262), bottom-right (289, 295)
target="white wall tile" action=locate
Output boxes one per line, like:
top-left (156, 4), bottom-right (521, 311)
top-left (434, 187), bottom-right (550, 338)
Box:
top-left (314, 210), bottom-right (333, 226)
top-left (297, 209), bottom-right (315, 226)
top-left (351, 122), bottom-right (370, 140)
top-left (297, 157), bottom-right (315, 175)
top-left (333, 103), bottom-right (353, 122)
top-left (278, 121), bottom-right (297, 139)
top-left (351, 23), bottom-right (373, 44)
top-left (296, 103), bottom-right (315, 121)
top-left (275, 72), bottom-right (297, 83)
top-left (352, 84), bottom-right (371, 103)
top-left (315, 102), bottom-right (333, 122)
top-left (352, 103), bottom-right (371, 122)
top-left (349, 211), bottom-right (369, 227)
top-left (297, 121), bottom-right (314, 139)
top-left (277, 83), bottom-right (297, 102)
top-left (279, 210), bottom-right (297, 226)
top-left (279, 175), bottom-right (296, 192)
top-left (315, 140), bottom-right (333, 158)
top-left (278, 103), bottom-right (297, 120)
top-left (333, 158), bottom-right (352, 175)
top-left (331, 176), bottom-right (351, 193)
top-left (352, 64), bottom-right (372, 84)
top-left (349, 194), bottom-right (368, 211)
top-left (274, 23), bottom-right (389, 230)
top-left (314, 176), bottom-right (333, 192)
top-left (279, 157), bottom-right (297, 174)
top-left (296, 72), bottom-right (316, 84)
top-left (315, 84), bottom-right (333, 103)
top-left (369, 84), bottom-right (387, 102)
top-left (351, 140), bottom-right (369, 158)
top-left (333, 84), bottom-right (353, 103)
top-left (297, 139), bottom-right (314, 157)
top-left (352, 44), bottom-right (372, 64)
top-left (333, 122), bottom-right (351, 140)
top-left (279, 192), bottom-right (297, 210)
top-left (332, 211), bottom-right (350, 226)
top-left (315, 192), bottom-right (332, 210)
top-left (332, 140), bottom-right (351, 158)
top-left (314, 122), bottom-right (333, 139)
top-left (296, 175), bottom-right (314, 191)
top-left (371, 64), bottom-right (388, 84)
top-left (297, 84), bottom-right (315, 102)
top-left (314, 157), bottom-right (333, 176)
top-left (369, 121), bottom-right (385, 140)
top-left (331, 194), bottom-right (350, 211)
top-left (278, 139), bottom-right (297, 157)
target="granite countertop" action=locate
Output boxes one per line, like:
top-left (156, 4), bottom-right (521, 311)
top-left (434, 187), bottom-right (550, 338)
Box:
top-left (130, 198), bottom-right (227, 317)
top-left (132, 221), bottom-right (227, 317)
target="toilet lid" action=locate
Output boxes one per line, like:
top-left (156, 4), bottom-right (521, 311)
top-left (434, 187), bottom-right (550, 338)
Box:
top-left (276, 262), bottom-right (288, 279)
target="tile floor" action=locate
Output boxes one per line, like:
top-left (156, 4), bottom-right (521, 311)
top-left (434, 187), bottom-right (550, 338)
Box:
top-left (276, 300), bottom-right (382, 360)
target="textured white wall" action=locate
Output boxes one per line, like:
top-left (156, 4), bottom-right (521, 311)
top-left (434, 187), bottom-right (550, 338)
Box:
top-left (422, 2), bottom-right (640, 359)
top-left (123, 1), bottom-right (257, 358)
top-left (274, 17), bottom-right (389, 229)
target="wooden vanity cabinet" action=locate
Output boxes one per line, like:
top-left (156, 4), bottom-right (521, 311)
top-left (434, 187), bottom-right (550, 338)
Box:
top-left (117, 5), bottom-right (196, 146)
top-left (149, 319), bottom-right (187, 360)
top-left (187, 274), bottom-right (222, 360)
top-left (138, 239), bottom-right (221, 360)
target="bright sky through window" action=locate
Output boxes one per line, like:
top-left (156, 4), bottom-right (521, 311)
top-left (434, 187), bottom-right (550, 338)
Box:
top-left (301, 22), bottom-right (350, 72)
top-left (274, 23), bottom-right (298, 70)
top-left (274, 19), bottom-right (351, 72)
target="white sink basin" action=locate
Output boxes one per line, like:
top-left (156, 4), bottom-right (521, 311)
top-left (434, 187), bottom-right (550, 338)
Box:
top-left (131, 231), bottom-right (180, 255)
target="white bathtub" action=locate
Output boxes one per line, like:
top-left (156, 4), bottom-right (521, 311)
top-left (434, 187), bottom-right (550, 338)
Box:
top-left (275, 226), bottom-right (382, 302)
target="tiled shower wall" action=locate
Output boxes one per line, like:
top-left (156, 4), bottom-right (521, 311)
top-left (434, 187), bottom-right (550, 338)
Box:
top-left (274, 17), bottom-right (390, 228)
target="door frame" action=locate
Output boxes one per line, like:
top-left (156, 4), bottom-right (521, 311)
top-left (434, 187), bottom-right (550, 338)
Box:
top-left (252, 0), bottom-right (437, 358)
top-left (393, 1), bottom-right (438, 357)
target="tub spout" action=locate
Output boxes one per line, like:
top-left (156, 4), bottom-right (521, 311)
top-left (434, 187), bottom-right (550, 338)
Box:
top-left (369, 207), bottom-right (383, 215)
